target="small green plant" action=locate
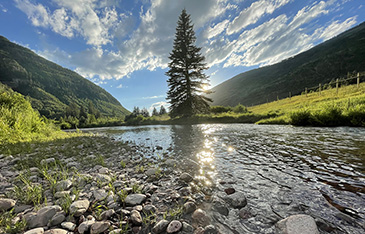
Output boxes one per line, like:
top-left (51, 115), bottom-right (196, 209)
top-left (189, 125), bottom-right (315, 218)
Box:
top-left (135, 165), bottom-right (145, 173)
top-left (120, 160), bottom-right (126, 168)
top-left (142, 211), bottom-right (156, 226)
top-left (0, 209), bottom-right (27, 234)
top-left (131, 184), bottom-right (142, 194)
top-left (12, 173), bottom-right (43, 206)
top-left (162, 205), bottom-right (184, 221)
top-left (117, 189), bottom-right (128, 203)
top-left (58, 194), bottom-right (73, 214)
top-left (95, 154), bottom-right (106, 167)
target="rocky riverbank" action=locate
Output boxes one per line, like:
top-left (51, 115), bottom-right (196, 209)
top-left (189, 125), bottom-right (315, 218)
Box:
top-left (0, 135), bottom-right (321, 234)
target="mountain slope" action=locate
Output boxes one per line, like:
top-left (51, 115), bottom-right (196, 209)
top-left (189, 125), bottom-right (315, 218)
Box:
top-left (210, 22), bottom-right (365, 106)
top-left (0, 36), bottom-right (129, 118)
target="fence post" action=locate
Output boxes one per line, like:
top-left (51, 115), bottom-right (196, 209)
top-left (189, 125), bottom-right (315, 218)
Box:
top-left (358, 73), bottom-right (360, 88)
top-left (277, 95), bottom-right (279, 101)
top-left (289, 92), bottom-right (291, 99)
top-left (305, 88), bottom-right (308, 97)
top-left (319, 83), bottom-right (321, 95)
top-left (336, 79), bottom-right (339, 94)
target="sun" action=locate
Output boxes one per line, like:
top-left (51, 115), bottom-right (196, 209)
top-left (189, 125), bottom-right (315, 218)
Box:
top-left (202, 84), bottom-right (210, 91)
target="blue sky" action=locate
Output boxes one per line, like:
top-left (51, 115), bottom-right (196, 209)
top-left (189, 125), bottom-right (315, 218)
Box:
top-left (0, 0), bottom-right (363, 112)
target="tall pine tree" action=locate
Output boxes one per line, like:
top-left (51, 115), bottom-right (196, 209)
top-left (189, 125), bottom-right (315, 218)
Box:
top-left (166, 9), bottom-right (212, 118)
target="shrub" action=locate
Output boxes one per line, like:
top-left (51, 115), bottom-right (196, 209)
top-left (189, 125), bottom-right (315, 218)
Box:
top-left (290, 109), bottom-right (312, 126)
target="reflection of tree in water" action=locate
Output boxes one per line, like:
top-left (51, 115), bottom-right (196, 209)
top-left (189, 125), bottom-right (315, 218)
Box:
top-left (170, 125), bottom-right (217, 190)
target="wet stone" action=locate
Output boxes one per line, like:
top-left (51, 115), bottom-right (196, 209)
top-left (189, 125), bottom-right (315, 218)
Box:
top-left (61, 221), bottom-right (76, 231)
top-left (276, 214), bottom-right (319, 234)
top-left (179, 173), bottom-right (193, 183)
top-left (183, 201), bottom-right (197, 214)
top-left (152, 219), bottom-right (169, 234)
top-left (212, 199), bottom-right (229, 216)
top-left (224, 191), bottom-right (247, 208)
top-left (130, 210), bottom-right (142, 226)
top-left (24, 228), bottom-right (44, 234)
top-left (192, 209), bottom-right (210, 227)
top-left (224, 187), bottom-right (235, 195)
top-left (125, 194), bottom-right (146, 206)
top-left (204, 225), bottom-right (218, 234)
top-left (90, 221), bottom-right (110, 234)
top-left (69, 200), bottom-right (90, 216)
top-left (167, 220), bottom-right (182, 233)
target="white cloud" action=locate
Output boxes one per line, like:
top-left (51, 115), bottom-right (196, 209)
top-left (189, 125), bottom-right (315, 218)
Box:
top-left (227, 0), bottom-right (290, 35)
top-left (149, 101), bottom-right (169, 113)
top-left (142, 95), bottom-right (165, 100)
top-left (116, 84), bottom-right (123, 88)
top-left (313, 16), bottom-right (357, 41)
top-left (14, 0), bottom-right (121, 46)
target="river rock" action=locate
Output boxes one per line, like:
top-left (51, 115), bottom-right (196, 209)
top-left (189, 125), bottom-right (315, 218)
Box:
top-left (44, 229), bottom-right (68, 234)
top-left (48, 212), bottom-right (66, 226)
top-left (224, 191), bottom-right (247, 208)
top-left (152, 219), bottom-right (169, 233)
top-left (54, 191), bottom-right (70, 199)
top-left (0, 198), bottom-right (16, 211)
top-left (61, 221), bottom-right (76, 231)
top-left (55, 179), bottom-right (72, 191)
top-left (93, 189), bottom-right (108, 201)
top-left (179, 173), bottom-right (193, 183)
top-left (90, 221), bottom-right (110, 234)
top-left (143, 204), bottom-right (157, 213)
top-left (125, 194), bottom-right (146, 206)
top-left (100, 209), bottom-right (115, 220)
top-left (24, 228), bottom-right (44, 234)
top-left (212, 199), bottom-right (229, 216)
top-left (78, 220), bottom-right (95, 233)
top-left (69, 200), bottom-right (90, 216)
top-left (145, 168), bottom-right (157, 176)
top-left (41, 158), bottom-right (55, 165)
top-left (28, 205), bottom-right (62, 229)
top-left (95, 173), bottom-right (111, 183)
top-left (167, 220), bottom-right (182, 233)
top-left (276, 214), bottom-right (319, 234)
top-left (183, 201), bottom-right (196, 214)
top-left (192, 209), bottom-right (210, 227)
top-left (204, 225), bottom-right (218, 234)
top-left (224, 187), bottom-right (235, 195)
top-left (130, 210), bottom-right (142, 225)
top-left (182, 221), bottom-right (194, 233)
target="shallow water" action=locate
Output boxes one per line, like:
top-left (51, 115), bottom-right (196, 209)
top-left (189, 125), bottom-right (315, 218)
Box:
top-left (83, 124), bottom-right (365, 233)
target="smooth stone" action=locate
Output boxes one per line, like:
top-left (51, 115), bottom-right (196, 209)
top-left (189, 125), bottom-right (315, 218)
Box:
top-left (143, 204), bottom-right (157, 214)
top-left (100, 209), bottom-right (115, 220)
top-left (276, 214), bottom-right (319, 234)
top-left (167, 220), bottom-right (182, 233)
top-left (183, 201), bottom-right (196, 214)
top-left (44, 229), bottom-right (68, 234)
top-left (55, 180), bottom-right (72, 192)
top-left (192, 209), bottom-right (210, 227)
top-left (90, 221), bottom-right (110, 234)
top-left (69, 200), bottom-right (90, 216)
top-left (152, 219), bottom-right (169, 234)
top-left (28, 205), bottom-right (62, 229)
top-left (125, 194), bottom-right (146, 206)
top-left (78, 220), bottom-right (95, 234)
top-left (239, 206), bottom-right (257, 219)
top-left (61, 221), bottom-right (76, 231)
top-left (179, 173), bottom-right (193, 183)
top-left (48, 212), bottom-right (65, 226)
top-left (95, 174), bottom-right (111, 183)
top-left (93, 189), bottom-right (108, 201)
top-left (224, 187), bottom-right (235, 195)
top-left (212, 199), bottom-right (229, 216)
top-left (0, 198), bottom-right (16, 211)
top-left (164, 159), bottom-right (175, 166)
top-left (130, 210), bottom-right (142, 225)
top-left (145, 168), bottom-right (157, 176)
top-left (41, 158), bottom-right (55, 165)
top-left (224, 191), bottom-right (247, 208)
top-left (204, 225), bottom-right (218, 234)
top-left (24, 228), bottom-right (44, 234)
top-left (132, 226), bottom-right (141, 233)
top-left (54, 191), bottom-right (70, 199)
top-left (182, 221), bottom-right (194, 233)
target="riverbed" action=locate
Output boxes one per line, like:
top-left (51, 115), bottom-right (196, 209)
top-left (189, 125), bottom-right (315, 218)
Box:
top-left (82, 124), bottom-right (365, 233)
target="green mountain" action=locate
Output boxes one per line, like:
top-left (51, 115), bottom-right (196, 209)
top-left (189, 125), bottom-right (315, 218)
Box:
top-left (210, 22), bottom-right (365, 107)
top-left (0, 36), bottom-right (129, 119)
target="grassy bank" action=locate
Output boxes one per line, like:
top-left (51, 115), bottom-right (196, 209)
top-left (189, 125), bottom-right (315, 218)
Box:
top-left (251, 83), bottom-right (365, 126)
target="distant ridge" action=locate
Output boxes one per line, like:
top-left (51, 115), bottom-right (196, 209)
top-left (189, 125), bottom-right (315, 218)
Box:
top-left (210, 22), bottom-right (365, 106)
top-left (0, 36), bottom-right (129, 118)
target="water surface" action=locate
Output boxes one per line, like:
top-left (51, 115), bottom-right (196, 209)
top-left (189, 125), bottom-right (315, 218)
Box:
top-left (83, 124), bottom-right (365, 233)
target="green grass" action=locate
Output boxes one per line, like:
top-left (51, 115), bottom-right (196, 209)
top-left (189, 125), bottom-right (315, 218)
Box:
top-left (250, 83), bottom-right (365, 126)
top-left (0, 209), bottom-right (27, 234)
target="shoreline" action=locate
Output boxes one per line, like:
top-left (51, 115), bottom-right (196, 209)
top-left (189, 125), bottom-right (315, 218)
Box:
top-left (0, 134), bottom-right (326, 233)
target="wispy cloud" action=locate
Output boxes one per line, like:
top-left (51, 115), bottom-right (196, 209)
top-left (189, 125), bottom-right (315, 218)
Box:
top-left (142, 95), bottom-right (165, 100)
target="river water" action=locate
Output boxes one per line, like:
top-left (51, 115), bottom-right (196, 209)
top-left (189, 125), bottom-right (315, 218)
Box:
top-left (83, 124), bottom-right (365, 233)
